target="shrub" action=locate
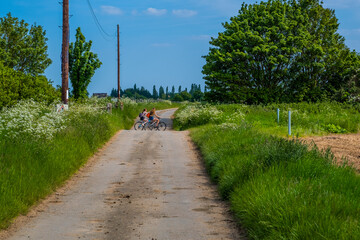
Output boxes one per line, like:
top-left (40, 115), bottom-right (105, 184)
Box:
top-left (322, 123), bottom-right (347, 133)
top-left (0, 63), bottom-right (59, 109)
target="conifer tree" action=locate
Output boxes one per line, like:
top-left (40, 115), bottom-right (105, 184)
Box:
top-left (159, 86), bottom-right (165, 99)
top-left (170, 86), bottom-right (175, 98)
top-left (152, 85), bottom-right (158, 99)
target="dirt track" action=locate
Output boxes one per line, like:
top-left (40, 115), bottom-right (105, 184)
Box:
top-left (2, 109), bottom-right (243, 240)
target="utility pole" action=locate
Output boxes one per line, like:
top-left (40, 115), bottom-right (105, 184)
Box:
top-left (117, 24), bottom-right (120, 100)
top-left (61, 0), bottom-right (69, 104)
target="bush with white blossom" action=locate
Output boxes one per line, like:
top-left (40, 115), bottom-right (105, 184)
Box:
top-left (175, 104), bottom-right (224, 128)
top-left (174, 103), bottom-right (249, 130)
top-left (0, 97), bottom-right (115, 140)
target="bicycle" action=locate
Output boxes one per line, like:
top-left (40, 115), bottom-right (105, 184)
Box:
top-left (149, 119), bottom-right (167, 131)
top-left (134, 120), bottom-right (148, 130)
top-left (134, 119), bottom-right (166, 131)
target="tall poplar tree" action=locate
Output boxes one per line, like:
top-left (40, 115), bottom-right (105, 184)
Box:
top-left (159, 86), bottom-right (165, 99)
top-left (69, 27), bottom-right (102, 99)
top-left (152, 85), bottom-right (158, 99)
top-left (171, 86), bottom-right (175, 97)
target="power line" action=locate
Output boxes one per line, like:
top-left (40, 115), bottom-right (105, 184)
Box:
top-left (85, 0), bottom-right (116, 41)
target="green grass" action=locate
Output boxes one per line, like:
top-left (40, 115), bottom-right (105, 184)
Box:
top-left (174, 102), bottom-right (360, 239)
top-left (227, 102), bottom-right (360, 136)
top-left (174, 102), bottom-right (360, 136)
top-left (0, 100), bottom-right (177, 229)
top-left (189, 125), bottom-right (360, 239)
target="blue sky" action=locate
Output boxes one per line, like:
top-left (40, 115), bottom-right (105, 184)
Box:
top-left (1, 0), bottom-right (360, 95)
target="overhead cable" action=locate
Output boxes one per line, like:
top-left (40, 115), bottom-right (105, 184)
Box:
top-left (85, 0), bottom-right (116, 41)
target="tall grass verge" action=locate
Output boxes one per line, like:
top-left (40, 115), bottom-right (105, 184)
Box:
top-left (174, 102), bottom-right (360, 239)
top-left (0, 98), bottom-right (176, 229)
top-left (174, 102), bottom-right (360, 136)
top-left (189, 125), bottom-right (360, 239)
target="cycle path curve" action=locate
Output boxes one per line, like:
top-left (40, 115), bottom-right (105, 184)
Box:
top-left (3, 109), bottom-right (244, 240)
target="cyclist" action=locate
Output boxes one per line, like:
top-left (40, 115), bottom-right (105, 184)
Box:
top-left (149, 108), bottom-right (160, 127)
top-left (139, 109), bottom-right (148, 125)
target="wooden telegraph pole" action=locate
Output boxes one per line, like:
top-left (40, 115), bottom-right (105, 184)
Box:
top-left (117, 24), bottom-right (120, 100)
top-left (61, 0), bottom-right (69, 104)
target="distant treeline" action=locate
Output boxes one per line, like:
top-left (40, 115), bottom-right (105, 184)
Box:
top-left (110, 83), bottom-right (204, 102)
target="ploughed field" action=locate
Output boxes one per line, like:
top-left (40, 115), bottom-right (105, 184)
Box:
top-left (304, 133), bottom-right (360, 171)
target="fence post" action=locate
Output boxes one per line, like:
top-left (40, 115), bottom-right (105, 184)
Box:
top-left (107, 103), bottom-right (112, 114)
top-left (288, 111), bottom-right (291, 136)
top-left (277, 108), bottom-right (280, 124)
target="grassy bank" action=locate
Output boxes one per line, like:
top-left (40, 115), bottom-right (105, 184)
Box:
top-left (174, 103), bottom-right (360, 239)
top-left (174, 102), bottom-right (360, 136)
top-left (0, 98), bottom-right (176, 229)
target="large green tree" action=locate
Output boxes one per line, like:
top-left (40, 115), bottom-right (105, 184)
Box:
top-left (0, 63), bottom-right (58, 108)
top-left (0, 13), bottom-right (52, 76)
top-left (203, 0), bottom-right (360, 104)
top-left (69, 27), bottom-right (102, 99)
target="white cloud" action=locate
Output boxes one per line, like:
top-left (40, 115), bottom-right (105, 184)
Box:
top-left (144, 8), bottom-right (167, 16)
top-left (101, 5), bottom-right (123, 15)
top-left (172, 9), bottom-right (198, 18)
top-left (323, 0), bottom-right (360, 9)
top-left (338, 28), bottom-right (360, 35)
top-left (197, 0), bottom-right (241, 16)
top-left (131, 10), bottom-right (139, 16)
top-left (151, 43), bottom-right (174, 47)
top-left (191, 35), bottom-right (212, 40)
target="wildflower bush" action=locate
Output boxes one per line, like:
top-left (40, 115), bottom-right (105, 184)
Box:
top-left (174, 104), bottom-right (246, 130)
top-left (0, 97), bottom-right (176, 229)
top-left (174, 102), bottom-right (360, 239)
top-left (173, 104), bottom-right (224, 129)
top-left (0, 100), bottom-right (68, 140)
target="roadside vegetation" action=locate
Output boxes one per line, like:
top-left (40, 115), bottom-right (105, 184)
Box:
top-left (174, 102), bottom-right (360, 136)
top-left (174, 103), bottom-right (360, 239)
top-left (0, 98), bottom-right (176, 229)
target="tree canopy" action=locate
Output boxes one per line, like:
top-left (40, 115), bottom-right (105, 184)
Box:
top-left (0, 13), bottom-right (52, 76)
top-left (0, 13), bottom-right (57, 108)
top-left (69, 27), bottom-right (102, 99)
top-left (0, 63), bottom-right (58, 108)
top-left (203, 0), bottom-right (360, 104)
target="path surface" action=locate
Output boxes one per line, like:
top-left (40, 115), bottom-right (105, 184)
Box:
top-left (4, 109), bottom-right (243, 240)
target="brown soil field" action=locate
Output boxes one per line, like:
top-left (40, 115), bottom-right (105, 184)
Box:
top-left (303, 133), bottom-right (360, 171)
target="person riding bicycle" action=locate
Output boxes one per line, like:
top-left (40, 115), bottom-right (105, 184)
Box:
top-left (149, 108), bottom-right (160, 127)
top-left (139, 109), bottom-right (148, 125)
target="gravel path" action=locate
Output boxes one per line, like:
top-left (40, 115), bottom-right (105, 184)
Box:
top-left (3, 109), bottom-right (243, 240)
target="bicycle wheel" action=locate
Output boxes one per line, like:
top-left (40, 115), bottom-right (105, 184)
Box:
top-left (134, 121), bottom-right (143, 130)
top-left (157, 121), bottom-right (166, 131)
